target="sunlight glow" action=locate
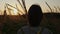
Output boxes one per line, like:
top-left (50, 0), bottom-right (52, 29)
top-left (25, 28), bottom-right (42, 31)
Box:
top-left (13, 9), bottom-right (18, 15)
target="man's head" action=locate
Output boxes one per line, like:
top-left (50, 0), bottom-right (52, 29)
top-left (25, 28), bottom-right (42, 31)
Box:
top-left (28, 4), bottom-right (43, 27)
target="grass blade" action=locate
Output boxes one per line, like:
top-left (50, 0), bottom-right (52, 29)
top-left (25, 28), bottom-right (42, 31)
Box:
top-left (45, 1), bottom-right (52, 13)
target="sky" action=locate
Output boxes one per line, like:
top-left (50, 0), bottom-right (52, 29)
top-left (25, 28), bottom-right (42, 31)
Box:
top-left (0, 0), bottom-right (60, 15)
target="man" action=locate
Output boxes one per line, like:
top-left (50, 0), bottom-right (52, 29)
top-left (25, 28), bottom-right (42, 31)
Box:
top-left (17, 4), bottom-right (53, 34)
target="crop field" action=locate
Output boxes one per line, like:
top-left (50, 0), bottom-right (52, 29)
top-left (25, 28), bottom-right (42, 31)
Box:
top-left (0, 0), bottom-right (60, 34)
top-left (0, 13), bottom-right (60, 34)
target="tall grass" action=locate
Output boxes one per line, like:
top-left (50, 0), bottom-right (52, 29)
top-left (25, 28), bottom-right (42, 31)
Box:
top-left (1, 0), bottom-right (60, 34)
top-left (45, 1), bottom-right (52, 12)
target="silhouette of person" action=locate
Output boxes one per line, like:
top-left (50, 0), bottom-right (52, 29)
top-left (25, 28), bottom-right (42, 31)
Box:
top-left (28, 4), bottom-right (43, 27)
top-left (17, 4), bottom-right (53, 34)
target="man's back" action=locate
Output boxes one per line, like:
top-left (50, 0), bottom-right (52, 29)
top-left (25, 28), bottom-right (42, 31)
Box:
top-left (17, 26), bottom-right (53, 34)
top-left (17, 4), bottom-right (53, 34)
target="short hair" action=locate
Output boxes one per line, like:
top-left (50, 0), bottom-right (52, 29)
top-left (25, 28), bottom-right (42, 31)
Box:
top-left (28, 4), bottom-right (43, 27)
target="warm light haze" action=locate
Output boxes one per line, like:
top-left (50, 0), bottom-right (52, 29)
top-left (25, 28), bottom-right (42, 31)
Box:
top-left (0, 0), bottom-right (60, 15)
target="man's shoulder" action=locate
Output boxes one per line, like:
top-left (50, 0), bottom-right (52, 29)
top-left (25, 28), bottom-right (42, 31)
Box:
top-left (21, 26), bottom-right (49, 31)
top-left (17, 26), bottom-right (53, 34)
top-left (17, 26), bottom-right (29, 34)
top-left (20, 25), bottom-right (29, 31)
top-left (21, 26), bottom-right (50, 31)
top-left (21, 25), bottom-right (29, 30)
top-left (41, 27), bottom-right (53, 34)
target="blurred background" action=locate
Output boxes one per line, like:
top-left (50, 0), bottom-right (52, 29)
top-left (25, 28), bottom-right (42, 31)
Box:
top-left (0, 0), bottom-right (60, 34)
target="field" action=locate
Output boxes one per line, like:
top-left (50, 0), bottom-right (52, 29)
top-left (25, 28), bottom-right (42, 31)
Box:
top-left (0, 0), bottom-right (60, 34)
top-left (0, 13), bottom-right (60, 34)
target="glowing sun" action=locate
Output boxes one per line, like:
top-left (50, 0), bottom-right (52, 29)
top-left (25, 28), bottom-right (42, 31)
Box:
top-left (13, 9), bottom-right (18, 15)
